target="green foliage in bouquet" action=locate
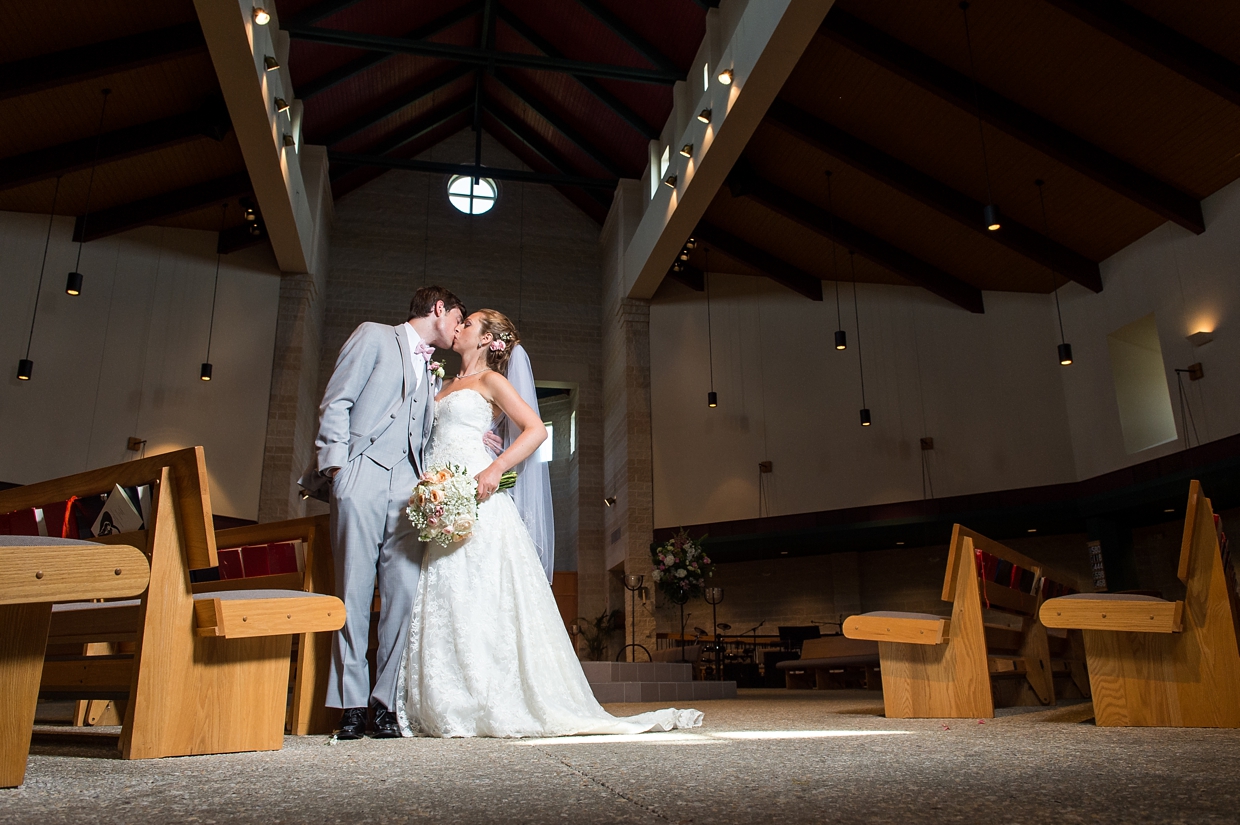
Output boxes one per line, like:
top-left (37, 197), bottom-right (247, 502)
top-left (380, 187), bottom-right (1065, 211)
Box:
top-left (650, 529), bottom-right (713, 603)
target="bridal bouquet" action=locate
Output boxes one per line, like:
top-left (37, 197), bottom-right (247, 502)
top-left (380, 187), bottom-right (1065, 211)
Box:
top-left (650, 529), bottom-right (713, 602)
top-left (406, 465), bottom-right (517, 546)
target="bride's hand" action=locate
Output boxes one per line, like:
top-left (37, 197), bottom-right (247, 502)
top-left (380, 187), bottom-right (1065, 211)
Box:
top-left (475, 463), bottom-right (503, 502)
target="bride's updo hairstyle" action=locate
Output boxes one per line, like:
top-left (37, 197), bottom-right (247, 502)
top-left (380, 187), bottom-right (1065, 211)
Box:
top-left (475, 309), bottom-right (520, 375)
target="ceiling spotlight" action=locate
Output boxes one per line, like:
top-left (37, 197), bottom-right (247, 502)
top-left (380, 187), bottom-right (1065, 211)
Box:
top-left (697, 109), bottom-right (712, 124)
top-left (663, 173), bottom-right (677, 189)
top-left (200, 362), bottom-right (213, 381)
top-left (680, 143), bottom-right (694, 158)
top-left (708, 391), bottom-right (718, 408)
top-left (983, 203), bottom-right (1001, 231)
top-left (860, 408), bottom-right (871, 426)
top-left (264, 55), bottom-right (280, 71)
top-left (17, 359), bottom-right (33, 380)
top-left (686, 237), bottom-right (696, 249)
top-left (678, 250), bottom-right (690, 261)
top-left (65, 271), bottom-right (83, 296)
top-left (1027, 528), bottom-right (1037, 533)
top-left (253, 6), bottom-right (271, 25)
top-left (718, 68), bottom-right (734, 85)
top-left (249, 223), bottom-right (261, 236)
top-left (244, 205), bottom-right (256, 221)
top-left (672, 261), bottom-right (684, 273)
top-left (835, 330), bottom-right (847, 350)
top-left (1058, 342), bottom-right (1074, 366)
top-left (274, 97), bottom-right (289, 114)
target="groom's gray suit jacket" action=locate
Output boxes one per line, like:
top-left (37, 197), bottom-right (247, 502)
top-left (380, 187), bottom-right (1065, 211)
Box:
top-left (301, 322), bottom-right (437, 710)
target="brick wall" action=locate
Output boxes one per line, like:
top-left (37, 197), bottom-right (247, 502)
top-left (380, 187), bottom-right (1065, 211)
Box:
top-left (316, 129), bottom-right (603, 576)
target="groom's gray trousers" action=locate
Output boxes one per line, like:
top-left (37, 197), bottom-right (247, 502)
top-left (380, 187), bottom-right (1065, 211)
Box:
top-left (329, 454), bottom-right (421, 710)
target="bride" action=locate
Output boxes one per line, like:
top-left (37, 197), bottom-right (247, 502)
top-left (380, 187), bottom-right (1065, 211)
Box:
top-left (395, 309), bottom-right (702, 738)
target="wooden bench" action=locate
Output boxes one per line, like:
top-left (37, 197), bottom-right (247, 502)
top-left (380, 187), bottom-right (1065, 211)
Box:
top-left (843, 524), bottom-right (1084, 718)
top-left (776, 636), bottom-right (880, 689)
top-left (1041, 480), bottom-right (1240, 727)
top-left (212, 516), bottom-right (339, 735)
top-left (1, 536), bottom-right (149, 788)
top-left (0, 448), bottom-right (346, 759)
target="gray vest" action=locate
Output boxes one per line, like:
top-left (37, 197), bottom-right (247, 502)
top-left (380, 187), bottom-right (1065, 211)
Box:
top-left (365, 372), bottom-right (430, 473)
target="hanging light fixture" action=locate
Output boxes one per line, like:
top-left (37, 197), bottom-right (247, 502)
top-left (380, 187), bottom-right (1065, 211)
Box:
top-left (67, 88), bottom-right (111, 297)
top-left (17, 177), bottom-right (62, 381)
top-left (851, 251), bottom-right (870, 426)
top-left (959, 2), bottom-right (1000, 231)
top-left (705, 248), bottom-right (717, 408)
top-left (826, 170), bottom-right (846, 350)
top-left (201, 203), bottom-right (227, 382)
top-left (1036, 179), bottom-right (1074, 365)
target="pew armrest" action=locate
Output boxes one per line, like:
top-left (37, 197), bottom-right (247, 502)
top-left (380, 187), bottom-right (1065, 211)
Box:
top-left (193, 590), bottom-right (346, 639)
top-left (0, 542), bottom-right (149, 605)
top-left (1039, 594), bottom-right (1183, 633)
top-left (843, 611), bottom-right (950, 645)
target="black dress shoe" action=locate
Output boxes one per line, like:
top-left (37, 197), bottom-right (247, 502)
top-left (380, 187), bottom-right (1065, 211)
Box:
top-left (371, 707), bottom-right (401, 739)
top-left (334, 707), bottom-right (367, 740)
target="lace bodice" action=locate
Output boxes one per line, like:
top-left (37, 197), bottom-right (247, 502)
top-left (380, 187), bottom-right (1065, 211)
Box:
top-left (425, 389), bottom-right (495, 475)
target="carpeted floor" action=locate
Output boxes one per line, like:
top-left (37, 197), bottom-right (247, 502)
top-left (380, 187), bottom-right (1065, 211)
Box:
top-left (5, 690), bottom-right (1239, 824)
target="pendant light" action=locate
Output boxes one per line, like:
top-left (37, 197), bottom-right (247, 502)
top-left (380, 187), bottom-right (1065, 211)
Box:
top-left (201, 203), bottom-right (227, 381)
top-left (959, 3), bottom-right (1000, 231)
top-left (68, 88), bottom-right (111, 297)
top-left (705, 248), bottom-right (717, 408)
top-left (826, 170), bottom-right (846, 350)
top-left (1036, 179), bottom-right (1073, 365)
top-left (851, 251), bottom-right (870, 426)
top-left (17, 177), bottom-right (62, 381)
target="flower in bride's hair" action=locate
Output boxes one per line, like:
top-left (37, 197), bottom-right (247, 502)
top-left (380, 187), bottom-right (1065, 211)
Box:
top-left (489, 339), bottom-right (506, 352)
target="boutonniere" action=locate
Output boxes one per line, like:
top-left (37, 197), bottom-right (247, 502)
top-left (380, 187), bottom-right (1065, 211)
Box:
top-left (428, 361), bottom-right (445, 380)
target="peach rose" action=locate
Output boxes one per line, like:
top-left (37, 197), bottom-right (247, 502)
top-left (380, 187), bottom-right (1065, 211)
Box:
top-left (429, 488), bottom-right (445, 504)
top-left (412, 490), bottom-right (427, 508)
top-left (435, 469), bottom-right (453, 483)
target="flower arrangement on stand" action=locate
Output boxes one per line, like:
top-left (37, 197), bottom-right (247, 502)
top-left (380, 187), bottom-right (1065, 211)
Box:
top-left (650, 529), bottom-right (714, 660)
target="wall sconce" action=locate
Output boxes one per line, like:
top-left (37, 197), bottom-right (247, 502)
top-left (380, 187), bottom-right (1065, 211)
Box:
top-left (1187, 330), bottom-right (1214, 346)
top-left (663, 174), bottom-right (677, 188)
top-left (717, 68), bottom-right (734, 85)
top-left (697, 109), bottom-right (712, 124)
top-left (253, 6), bottom-right (271, 25)
top-left (283, 133), bottom-right (296, 147)
top-left (604, 496), bottom-right (617, 507)
top-left (680, 144), bottom-right (694, 158)
top-left (264, 55), bottom-right (280, 71)
top-left (274, 97), bottom-right (289, 114)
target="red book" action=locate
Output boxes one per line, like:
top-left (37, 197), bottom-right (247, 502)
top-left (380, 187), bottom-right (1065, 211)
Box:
top-left (267, 542), bottom-right (299, 575)
top-left (240, 545), bottom-right (271, 578)
top-left (0, 509), bottom-right (40, 536)
top-left (41, 500), bottom-right (81, 539)
top-left (217, 548), bottom-right (244, 579)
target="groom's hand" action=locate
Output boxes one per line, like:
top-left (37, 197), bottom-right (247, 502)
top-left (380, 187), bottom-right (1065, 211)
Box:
top-left (482, 431), bottom-right (503, 455)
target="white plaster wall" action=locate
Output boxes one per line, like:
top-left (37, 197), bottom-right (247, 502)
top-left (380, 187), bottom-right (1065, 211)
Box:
top-left (650, 275), bottom-right (1078, 527)
top-left (0, 214), bottom-right (281, 520)
top-left (1058, 176), bottom-right (1240, 479)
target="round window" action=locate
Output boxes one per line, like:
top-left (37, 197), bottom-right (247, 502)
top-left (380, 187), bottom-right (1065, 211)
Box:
top-left (447, 174), bottom-right (497, 215)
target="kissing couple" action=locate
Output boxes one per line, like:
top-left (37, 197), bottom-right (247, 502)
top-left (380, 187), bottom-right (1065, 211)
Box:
top-left (301, 285), bottom-right (702, 739)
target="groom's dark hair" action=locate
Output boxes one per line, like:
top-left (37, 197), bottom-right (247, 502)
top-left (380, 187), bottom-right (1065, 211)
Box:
top-left (409, 286), bottom-right (466, 321)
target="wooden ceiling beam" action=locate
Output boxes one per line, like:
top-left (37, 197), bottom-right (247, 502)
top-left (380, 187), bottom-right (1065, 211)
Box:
top-left (693, 221), bottom-right (823, 301)
top-left (326, 151), bottom-right (619, 190)
top-left (573, 0), bottom-right (682, 75)
top-left (482, 99), bottom-right (613, 206)
top-left (666, 263), bottom-right (705, 292)
top-left (316, 65), bottom-right (473, 146)
top-left (821, 10), bottom-right (1205, 235)
top-left (0, 98), bottom-right (231, 192)
top-left (1041, 0), bottom-right (1240, 109)
top-left (496, 6), bottom-right (658, 140)
top-left (728, 162), bottom-right (984, 313)
top-left (765, 99), bottom-right (1103, 293)
top-left (0, 22), bottom-right (206, 102)
top-left (329, 97), bottom-right (473, 181)
top-left (284, 23), bottom-right (681, 84)
top-left (299, 1), bottom-right (483, 99)
top-left (288, 0), bottom-right (368, 27)
top-left (481, 119), bottom-right (611, 224)
top-left (491, 70), bottom-right (626, 178)
top-left (72, 172), bottom-right (252, 242)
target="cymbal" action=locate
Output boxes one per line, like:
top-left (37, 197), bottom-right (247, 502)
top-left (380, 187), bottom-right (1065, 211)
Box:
top-left (716, 623), bottom-right (732, 631)
top-left (693, 627), bottom-right (709, 635)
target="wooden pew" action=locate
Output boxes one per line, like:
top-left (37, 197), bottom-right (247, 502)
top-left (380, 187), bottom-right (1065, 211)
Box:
top-left (212, 516), bottom-right (339, 735)
top-left (1, 537), bottom-right (149, 787)
top-left (1040, 480), bottom-right (1240, 727)
top-left (0, 448), bottom-right (346, 759)
top-left (843, 524), bottom-right (1083, 719)
top-left (776, 636), bottom-right (880, 689)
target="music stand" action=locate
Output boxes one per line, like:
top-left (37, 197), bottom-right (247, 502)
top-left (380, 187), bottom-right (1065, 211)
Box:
top-left (617, 574), bottom-right (651, 662)
top-left (705, 587), bottom-right (724, 680)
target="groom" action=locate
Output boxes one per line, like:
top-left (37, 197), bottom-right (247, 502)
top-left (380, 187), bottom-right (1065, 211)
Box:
top-left (301, 286), bottom-right (464, 739)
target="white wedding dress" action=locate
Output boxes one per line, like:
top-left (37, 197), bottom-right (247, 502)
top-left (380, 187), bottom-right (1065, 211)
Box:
top-left (396, 388), bottom-right (702, 738)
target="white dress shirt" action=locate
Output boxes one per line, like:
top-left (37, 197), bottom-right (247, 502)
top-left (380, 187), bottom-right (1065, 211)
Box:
top-left (403, 322), bottom-right (427, 393)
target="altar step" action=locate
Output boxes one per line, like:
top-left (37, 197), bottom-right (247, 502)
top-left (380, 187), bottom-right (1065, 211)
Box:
top-left (580, 661), bottom-right (737, 703)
